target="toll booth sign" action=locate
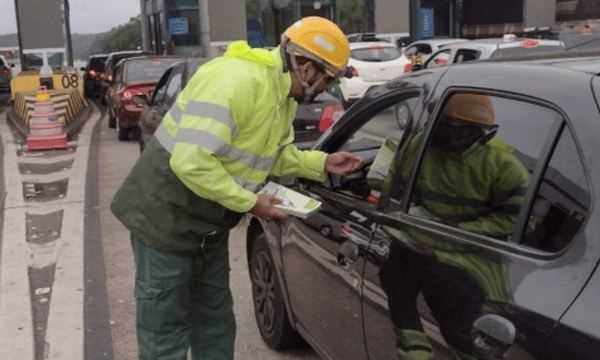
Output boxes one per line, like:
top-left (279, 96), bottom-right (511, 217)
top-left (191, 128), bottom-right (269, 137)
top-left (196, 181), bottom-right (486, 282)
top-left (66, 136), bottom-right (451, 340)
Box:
top-left (418, 8), bottom-right (435, 39)
top-left (169, 17), bottom-right (190, 35)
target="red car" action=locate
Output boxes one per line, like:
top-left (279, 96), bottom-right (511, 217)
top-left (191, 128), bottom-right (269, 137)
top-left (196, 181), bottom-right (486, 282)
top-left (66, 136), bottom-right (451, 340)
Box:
top-left (108, 56), bottom-right (182, 141)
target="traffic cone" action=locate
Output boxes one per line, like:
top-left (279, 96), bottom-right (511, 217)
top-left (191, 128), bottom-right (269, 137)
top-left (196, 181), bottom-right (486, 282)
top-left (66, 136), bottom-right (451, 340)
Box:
top-left (27, 88), bottom-right (68, 151)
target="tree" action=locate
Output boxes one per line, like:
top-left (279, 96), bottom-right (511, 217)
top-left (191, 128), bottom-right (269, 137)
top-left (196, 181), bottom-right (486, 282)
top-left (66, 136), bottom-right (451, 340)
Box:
top-left (101, 16), bottom-right (142, 53)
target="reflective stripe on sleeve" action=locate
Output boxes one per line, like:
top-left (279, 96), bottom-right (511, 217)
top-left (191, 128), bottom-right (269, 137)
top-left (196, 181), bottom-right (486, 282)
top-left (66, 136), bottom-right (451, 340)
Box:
top-left (185, 101), bottom-right (238, 136)
top-left (156, 126), bottom-right (275, 173)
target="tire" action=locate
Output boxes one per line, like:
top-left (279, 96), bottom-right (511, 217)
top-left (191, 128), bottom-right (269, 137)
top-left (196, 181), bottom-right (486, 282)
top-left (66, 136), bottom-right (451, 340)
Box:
top-left (108, 109), bottom-right (116, 129)
top-left (250, 234), bottom-right (303, 350)
top-left (118, 125), bottom-right (129, 141)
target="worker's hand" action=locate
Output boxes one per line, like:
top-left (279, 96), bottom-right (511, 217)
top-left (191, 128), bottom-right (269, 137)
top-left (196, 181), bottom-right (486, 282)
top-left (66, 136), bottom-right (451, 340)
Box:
top-left (326, 152), bottom-right (363, 176)
top-left (251, 194), bottom-right (288, 221)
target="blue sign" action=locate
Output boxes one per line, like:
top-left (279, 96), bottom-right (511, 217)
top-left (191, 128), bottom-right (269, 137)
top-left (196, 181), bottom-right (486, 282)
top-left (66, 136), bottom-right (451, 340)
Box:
top-left (169, 17), bottom-right (189, 35)
top-left (417, 8), bottom-right (435, 39)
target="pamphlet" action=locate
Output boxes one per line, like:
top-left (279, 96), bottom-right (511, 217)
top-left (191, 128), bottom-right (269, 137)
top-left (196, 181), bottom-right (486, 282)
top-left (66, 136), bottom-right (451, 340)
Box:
top-left (258, 181), bottom-right (322, 219)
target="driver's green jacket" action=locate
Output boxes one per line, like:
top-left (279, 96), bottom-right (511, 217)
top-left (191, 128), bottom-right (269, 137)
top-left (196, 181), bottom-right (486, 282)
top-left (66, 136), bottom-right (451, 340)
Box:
top-left (111, 41), bottom-right (327, 252)
top-left (392, 135), bottom-right (530, 239)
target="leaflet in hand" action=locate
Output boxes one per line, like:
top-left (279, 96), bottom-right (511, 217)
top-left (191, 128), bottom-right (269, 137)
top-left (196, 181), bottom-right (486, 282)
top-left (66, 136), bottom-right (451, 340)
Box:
top-left (258, 181), bottom-right (322, 219)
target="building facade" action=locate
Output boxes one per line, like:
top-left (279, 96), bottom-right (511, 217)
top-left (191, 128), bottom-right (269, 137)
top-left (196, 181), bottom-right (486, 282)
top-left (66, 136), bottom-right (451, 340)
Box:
top-left (140, 0), bottom-right (600, 56)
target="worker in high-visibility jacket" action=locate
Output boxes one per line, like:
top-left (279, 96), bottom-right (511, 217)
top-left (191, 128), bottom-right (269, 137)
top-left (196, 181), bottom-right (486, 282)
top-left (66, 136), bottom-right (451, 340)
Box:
top-left (111, 17), bottom-right (362, 360)
top-left (380, 94), bottom-right (529, 360)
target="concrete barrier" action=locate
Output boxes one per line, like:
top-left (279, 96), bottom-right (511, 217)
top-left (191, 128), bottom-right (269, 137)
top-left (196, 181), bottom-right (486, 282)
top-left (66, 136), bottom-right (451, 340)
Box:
top-left (13, 89), bottom-right (88, 128)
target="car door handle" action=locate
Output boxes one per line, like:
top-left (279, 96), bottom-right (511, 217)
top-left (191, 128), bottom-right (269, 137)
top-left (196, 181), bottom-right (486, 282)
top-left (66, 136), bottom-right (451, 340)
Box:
top-left (337, 240), bottom-right (359, 269)
top-left (472, 314), bottom-right (516, 360)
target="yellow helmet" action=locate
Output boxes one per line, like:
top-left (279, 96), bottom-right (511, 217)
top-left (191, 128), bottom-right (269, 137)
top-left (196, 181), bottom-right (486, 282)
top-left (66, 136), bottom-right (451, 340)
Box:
top-left (283, 16), bottom-right (350, 76)
top-left (446, 94), bottom-right (496, 126)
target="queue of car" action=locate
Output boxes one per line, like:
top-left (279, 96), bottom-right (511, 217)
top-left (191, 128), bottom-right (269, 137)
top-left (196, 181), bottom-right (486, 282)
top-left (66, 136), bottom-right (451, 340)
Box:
top-left (82, 32), bottom-right (600, 360)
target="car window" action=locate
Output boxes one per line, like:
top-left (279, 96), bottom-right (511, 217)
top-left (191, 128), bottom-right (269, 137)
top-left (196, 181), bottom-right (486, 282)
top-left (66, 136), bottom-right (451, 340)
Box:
top-left (351, 46), bottom-right (402, 62)
top-left (332, 95), bottom-right (420, 202)
top-left (522, 127), bottom-right (590, 252)
top-left (404, 44), bottom-right (432, 57)
top-left (0, 57), bottom-right (6, 67)
top-left (454, 49), bottom-right (481, 63)
top-left (89, 58), bottom-right (106, 72)
top-left (152, 69), bottom-right (172, 105)
top-left (125, 59), bottom-right (180, 83)
top-left (425, 50), bottom-right (451, 69)
top-left (388, 92), bottom-right (564, 244)
top-left (164, 69), bottom-right (183, 107)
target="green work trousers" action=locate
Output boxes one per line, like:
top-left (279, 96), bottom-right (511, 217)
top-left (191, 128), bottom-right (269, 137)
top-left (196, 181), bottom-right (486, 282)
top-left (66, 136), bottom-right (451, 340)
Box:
top-left (132, 232), bottom-right (235, 360)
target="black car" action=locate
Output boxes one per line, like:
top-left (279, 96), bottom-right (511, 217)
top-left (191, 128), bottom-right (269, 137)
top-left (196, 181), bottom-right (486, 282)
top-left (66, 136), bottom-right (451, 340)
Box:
top-left (82, 53), bottom-right (108, 97)
top-left (246, 54), bottom-right (600, 360)
top-left (138, 60), bottom-right (346, 151)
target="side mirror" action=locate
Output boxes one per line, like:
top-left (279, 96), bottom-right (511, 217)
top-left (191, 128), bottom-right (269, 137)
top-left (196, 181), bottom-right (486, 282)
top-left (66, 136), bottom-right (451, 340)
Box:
top-left (10, 64), bottom-right (15, 68)
top-left (80, 67), bottom-right (86, 72)
top-left (394, 102), bottom-right (412, 130)
top-left (132, 94), bottom-right (149, 107)
top-left (472, 314), bottom-right (516, 360)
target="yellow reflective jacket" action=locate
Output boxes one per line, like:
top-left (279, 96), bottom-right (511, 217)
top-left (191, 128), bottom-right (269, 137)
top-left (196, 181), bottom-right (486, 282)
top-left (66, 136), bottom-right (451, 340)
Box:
top-left (156, 41), bottom-right (327, 212)
top-left (111, 41), bottom-right (327, 252)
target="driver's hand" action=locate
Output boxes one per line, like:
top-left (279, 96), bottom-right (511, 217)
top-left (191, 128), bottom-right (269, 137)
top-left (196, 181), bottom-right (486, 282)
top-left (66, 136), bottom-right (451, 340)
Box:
top-left (326, 152), bottom-right (363, 176)
top-left (250, 194), bottom-right (288, 221)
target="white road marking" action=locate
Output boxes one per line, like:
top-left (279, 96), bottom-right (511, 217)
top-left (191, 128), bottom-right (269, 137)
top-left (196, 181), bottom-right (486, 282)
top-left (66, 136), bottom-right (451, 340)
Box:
top-left (0, 107), bottom-right (100, 360)
top-left (0, 116), bottom-right (34, 360)
top-left (45, 111), bottom-right (99, 360)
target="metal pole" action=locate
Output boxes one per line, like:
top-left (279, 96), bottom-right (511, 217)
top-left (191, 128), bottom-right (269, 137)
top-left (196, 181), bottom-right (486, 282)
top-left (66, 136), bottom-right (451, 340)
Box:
top-left (198, 0), bottom-right (212, 58)
top-left (140, 0), bottom-right (150, 51)
top-left (64, 0), bottom-right (74, 66)
top-left (14, 0), bottom-right (26, 68)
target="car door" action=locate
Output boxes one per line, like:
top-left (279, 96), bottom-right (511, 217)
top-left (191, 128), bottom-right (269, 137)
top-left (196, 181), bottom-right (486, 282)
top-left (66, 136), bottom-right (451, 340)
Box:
top-left (278, 88), bottom-right (423, 360)
top-left (362, 83), bottom-right (593, 360)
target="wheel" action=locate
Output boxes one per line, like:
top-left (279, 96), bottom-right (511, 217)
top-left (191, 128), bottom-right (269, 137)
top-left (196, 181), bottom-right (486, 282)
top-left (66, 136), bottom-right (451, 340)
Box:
top-left (250, 234), bottom-right (302, 350)
top-left (118, 125), bottom-right (129, 141)
top-left (108, 109), bottom-right (116, 128)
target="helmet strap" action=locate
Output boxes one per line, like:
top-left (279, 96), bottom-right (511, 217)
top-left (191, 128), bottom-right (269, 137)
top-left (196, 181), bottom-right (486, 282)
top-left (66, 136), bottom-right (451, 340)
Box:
top-left (288, 50), bottom-right (327, 103)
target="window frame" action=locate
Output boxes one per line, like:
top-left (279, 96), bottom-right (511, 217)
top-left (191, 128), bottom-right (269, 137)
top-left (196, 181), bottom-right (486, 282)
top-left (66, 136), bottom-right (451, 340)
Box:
top-left (308, 88), bottom-right (424, 205)
top-left (453, 48), bottom-right (482, 63)
top-left (384, 86), bottom-right (586, 260)
top-left (424, 49), bottom-right (452, 69)
top-left (150, 67), bottom-right (174, 106)
top-left (164, 66), bottom-right (185, 107)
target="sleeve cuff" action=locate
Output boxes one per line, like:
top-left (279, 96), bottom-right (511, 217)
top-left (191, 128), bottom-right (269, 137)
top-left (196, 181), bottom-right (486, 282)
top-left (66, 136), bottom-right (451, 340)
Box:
top-left (300, 151), bottom-right (328, 182)
top-left (224, 190), bottom-right (258, 213)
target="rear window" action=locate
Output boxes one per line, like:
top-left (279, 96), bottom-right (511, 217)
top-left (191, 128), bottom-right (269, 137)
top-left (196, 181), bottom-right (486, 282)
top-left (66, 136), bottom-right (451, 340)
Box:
top-left (351, 46), bottom-right (402, 62)
top-left (89, 57), bottom-right (107, 71)
top-left (492, 44), bottom-right (565, 59)
top-left (0, 58), bottom-right (5, 67)
top-left (125, 59), bottom-right (180, 83)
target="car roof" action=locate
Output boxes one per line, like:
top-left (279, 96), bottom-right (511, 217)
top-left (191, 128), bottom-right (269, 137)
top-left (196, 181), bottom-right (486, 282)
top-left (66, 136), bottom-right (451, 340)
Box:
top-left (90, 54), bottom-right (108, 58)
top-left (108, 50), bottom-right (147, 57)
top-left (412, 38), bottom-right (469, 47)
top-left (350, 41), bottom-right (398, 50)
top-left (460, 38), bottom-right (564, 50)
top-left (484, 50), bottom-right (600, 74)
top-left (118, 55), bottom-right (183, 66)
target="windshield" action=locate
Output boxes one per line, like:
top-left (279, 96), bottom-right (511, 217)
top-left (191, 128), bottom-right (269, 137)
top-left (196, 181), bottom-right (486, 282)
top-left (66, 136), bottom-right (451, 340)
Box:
top-left (125, 59), bottom-right (180, 83)
top-left (89, 57), bottom-right (107, 71)
top-left (351, 46), bottom-right (402, 62)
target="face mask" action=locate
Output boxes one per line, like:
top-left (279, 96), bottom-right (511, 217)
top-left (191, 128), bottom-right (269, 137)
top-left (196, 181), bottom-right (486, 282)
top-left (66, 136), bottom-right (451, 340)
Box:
top-left (431, 122), bottom-right (485, 152)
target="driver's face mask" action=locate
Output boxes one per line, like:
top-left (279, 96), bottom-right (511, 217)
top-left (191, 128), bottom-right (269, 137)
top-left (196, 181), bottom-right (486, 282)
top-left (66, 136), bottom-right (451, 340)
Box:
top-left (431, 116), bottom-right (497, 153)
